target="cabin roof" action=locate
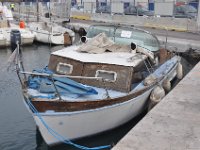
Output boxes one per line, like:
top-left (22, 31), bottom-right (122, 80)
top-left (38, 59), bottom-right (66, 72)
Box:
top-left (52, 45), bottom-right (147, 67)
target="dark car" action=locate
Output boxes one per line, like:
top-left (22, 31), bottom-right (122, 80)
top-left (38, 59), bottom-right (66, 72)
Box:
top-left (96, 5), bottom-right (111, 14)
top-left (124, 5), bottom-right (154, 16)
top-left (174, 4), bottom-right (197, 18)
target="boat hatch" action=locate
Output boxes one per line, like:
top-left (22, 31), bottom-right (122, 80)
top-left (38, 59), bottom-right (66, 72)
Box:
top-left (56, 62), bottom-right (73, 74)
top-left (95, 70), bottom-right (117, 82)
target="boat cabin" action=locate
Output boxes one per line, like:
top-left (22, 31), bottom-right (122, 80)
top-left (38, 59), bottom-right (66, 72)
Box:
top-left (48, 24), bottom-right (165, 93)
top-left (48, 45), bottom-right (149, 93)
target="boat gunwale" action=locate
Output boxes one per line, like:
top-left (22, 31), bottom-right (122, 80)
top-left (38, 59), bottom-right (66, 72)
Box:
top-left (23, 81), bottom-right (156, 113)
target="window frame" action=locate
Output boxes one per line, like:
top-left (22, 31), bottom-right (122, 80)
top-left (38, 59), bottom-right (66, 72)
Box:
top-left (95, 70), bottom-right (117, 82)
top-left (56, 62), bottom-right (73, 75)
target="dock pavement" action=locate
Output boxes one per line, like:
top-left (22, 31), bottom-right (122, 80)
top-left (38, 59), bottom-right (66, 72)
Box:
top-left (112, 61), bottom-right (200, 150)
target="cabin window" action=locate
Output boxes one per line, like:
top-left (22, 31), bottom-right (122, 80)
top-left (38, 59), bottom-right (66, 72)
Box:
top-left (56, 62), bottom-right (73, 74)
top-left (95, 70), bottom-right (117, 82)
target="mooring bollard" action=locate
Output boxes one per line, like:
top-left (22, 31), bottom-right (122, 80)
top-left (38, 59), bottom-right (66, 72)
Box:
top-left (64, 32), bottom-right (72, 47)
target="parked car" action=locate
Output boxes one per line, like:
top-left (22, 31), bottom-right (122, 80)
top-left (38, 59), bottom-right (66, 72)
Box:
top-left (124, 5), bottom-right (154, 16)
top-left (174, 4), bottom-right (197, 18)
top-left (96, 5), bottom-right (111, 14)
top-left (71, 5), bottom-right (84, 12)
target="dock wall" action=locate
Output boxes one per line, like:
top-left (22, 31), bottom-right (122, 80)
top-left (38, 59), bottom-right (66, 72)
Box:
top-left (112, 61), bottom-right (200, 150)
top-left (71, 11), bottom-right (198, 32)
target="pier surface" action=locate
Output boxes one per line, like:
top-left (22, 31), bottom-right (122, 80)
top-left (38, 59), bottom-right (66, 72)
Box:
top-left (113, 62), bottom-right (200, 150)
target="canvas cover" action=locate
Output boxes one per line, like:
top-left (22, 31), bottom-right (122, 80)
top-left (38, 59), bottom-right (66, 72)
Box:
top-left (77, 33), bottom-right (133, 54)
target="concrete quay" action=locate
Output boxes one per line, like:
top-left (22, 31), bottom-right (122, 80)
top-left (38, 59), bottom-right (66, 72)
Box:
top-left (112, 61), bottom-right (200, 150)
top-left (70, 11), bottom-right (199, 32)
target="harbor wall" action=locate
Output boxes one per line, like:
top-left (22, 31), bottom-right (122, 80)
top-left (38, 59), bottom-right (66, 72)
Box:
top-left (112, 61), bottom-right (200, 150)
top-left (71, 11), bottom-right (198, 32)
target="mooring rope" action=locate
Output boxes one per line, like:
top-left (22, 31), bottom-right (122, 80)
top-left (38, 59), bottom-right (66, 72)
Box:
top-left (26, 99), bottom-right (111, 150)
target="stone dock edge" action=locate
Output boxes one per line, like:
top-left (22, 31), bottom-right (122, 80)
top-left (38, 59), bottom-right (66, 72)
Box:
top-left (112, 61), bottom-right (200, 150)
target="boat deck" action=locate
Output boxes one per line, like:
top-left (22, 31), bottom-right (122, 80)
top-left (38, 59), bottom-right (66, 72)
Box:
top-left (27, 87), bottom-right (127, 101)
top-left (52, 45), bottom-right (147, 67)
top-left (112, 61), bottom-right (200, 150)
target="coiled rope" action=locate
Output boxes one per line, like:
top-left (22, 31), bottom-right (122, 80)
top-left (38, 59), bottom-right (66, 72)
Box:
top-left (26, 99), bottom-right (111, 150)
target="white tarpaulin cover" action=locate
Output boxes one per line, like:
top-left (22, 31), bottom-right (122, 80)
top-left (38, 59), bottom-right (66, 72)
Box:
top-left (77, 33), bottom-right (133, 54)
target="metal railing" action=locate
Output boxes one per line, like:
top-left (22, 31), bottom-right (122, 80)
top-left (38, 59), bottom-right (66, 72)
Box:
top-left (3, 1), bottom-right (199, 21)
top-left (71, 1), bottom-right (198, 19)
top-left (4, 2), bottom-right (71, 22)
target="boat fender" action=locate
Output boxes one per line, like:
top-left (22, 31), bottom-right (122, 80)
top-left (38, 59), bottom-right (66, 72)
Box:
top-left (19, 20), bottom-right (25, 28)
top-left (64, 32), bottom-right (72, 46)
top-left (162, 79), bottom-right (171, 92)
top-left (143, 74), bottom-right (157, 86)
top-left (176, 62), bottom-right (183, 79)
top-left (148, 85), bottom-right (165, 110)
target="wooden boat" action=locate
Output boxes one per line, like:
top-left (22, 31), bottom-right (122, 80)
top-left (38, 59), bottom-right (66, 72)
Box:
top-left (18, 24), bottom-right (182, 146)
top-left (28, 22), bottom-right (75, 45)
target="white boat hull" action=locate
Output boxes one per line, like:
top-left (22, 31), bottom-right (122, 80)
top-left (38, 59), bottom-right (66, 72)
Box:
top-left (33, 89), bottom-right (152, 145)
top-left (34, 31), bottom-right (65, 45)
top-left (21, 37), bottom-right (34, 45)
top-left (24, 56), bottom-right (180, 145)
top-left (0, 38), bottom-right (6, 47)
top-left (0, 26), bottom-right (35, 47)
top-left (29, 22), bottom-right (75, 45)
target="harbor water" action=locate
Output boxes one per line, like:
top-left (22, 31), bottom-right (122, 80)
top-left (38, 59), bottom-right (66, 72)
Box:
top-left (0, 42), bottom-right (195, 150)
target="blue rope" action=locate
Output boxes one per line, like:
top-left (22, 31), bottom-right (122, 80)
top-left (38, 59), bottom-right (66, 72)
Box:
top-left (26, 99), bottom-right (111, 150)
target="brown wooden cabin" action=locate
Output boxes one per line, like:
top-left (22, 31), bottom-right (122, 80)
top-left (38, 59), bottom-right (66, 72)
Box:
top-left (48, 53), bottom-right (149, 93)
